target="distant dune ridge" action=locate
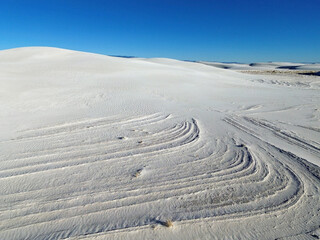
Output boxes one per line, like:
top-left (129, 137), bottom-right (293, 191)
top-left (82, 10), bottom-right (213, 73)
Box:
top-left (200, 61), bottom-right (320, 71)
top-left (0, 47), bottom-right (319, 240)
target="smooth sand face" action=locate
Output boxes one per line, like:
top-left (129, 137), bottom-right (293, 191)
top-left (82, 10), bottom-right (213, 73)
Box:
top-left (0, 47), bottom-right (319, 240)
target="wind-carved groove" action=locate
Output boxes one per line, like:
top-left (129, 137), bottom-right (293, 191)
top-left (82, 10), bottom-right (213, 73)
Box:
top-left (0, 113), bottom-right (319, 240)
top-left (0, 118), bottom-right (200, 180)
top-left (0, 123), bottom-right (185, 175)
top-left (243, 117), bottom-right (320, 154)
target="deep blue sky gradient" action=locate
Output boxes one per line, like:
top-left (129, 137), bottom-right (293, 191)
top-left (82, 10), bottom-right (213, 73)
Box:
top-left (0, 0), bottom-right (319, 62)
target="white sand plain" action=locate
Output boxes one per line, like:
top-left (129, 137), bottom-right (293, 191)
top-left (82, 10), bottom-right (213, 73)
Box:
top-left (0, 47), bottom-right (319, 240)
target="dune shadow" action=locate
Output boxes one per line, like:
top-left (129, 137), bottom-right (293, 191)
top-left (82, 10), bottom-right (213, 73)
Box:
top-left (298, 71), bottom-right (320, 76)
top-left (277, 66), bottom-right (300, 70)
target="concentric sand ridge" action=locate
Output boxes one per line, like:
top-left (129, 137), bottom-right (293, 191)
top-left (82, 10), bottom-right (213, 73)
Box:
top-left (1, 113), bottom-right (319, 239)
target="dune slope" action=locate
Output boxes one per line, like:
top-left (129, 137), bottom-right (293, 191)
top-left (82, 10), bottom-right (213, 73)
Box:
top-left (0, 47), bottom-right (319, 240)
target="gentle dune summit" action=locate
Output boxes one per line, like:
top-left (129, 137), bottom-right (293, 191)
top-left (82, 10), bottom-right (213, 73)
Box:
top-left (0, 47), bottom-right (319, 239)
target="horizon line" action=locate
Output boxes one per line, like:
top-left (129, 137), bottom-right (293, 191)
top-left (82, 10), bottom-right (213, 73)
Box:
top-left (1, 46), bottom-right (319, 64)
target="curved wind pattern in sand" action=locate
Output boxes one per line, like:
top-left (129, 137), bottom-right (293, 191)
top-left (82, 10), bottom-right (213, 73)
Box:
top-left (1, 112), bottom-right (319, 240)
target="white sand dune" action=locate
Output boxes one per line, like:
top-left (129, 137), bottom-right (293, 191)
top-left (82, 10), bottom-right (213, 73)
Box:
top-left (201, 61), bottom-right (320, 71)
top-left (0, 47), bottom-right (319, 240)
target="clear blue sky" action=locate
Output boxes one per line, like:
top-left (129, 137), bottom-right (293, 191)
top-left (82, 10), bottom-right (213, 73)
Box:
top-left (1, 0), bottom-right (319, 62)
